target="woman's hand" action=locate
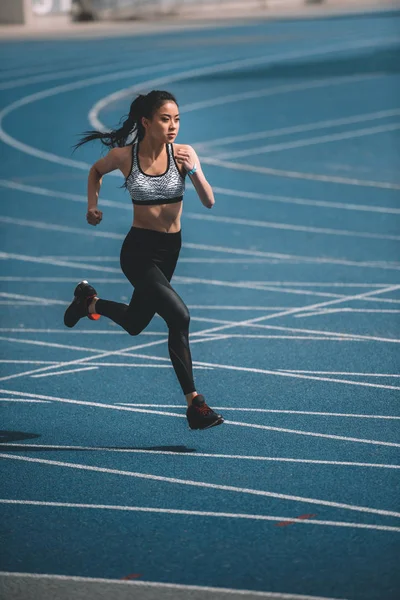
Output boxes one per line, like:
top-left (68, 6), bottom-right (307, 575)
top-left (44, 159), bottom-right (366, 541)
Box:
top-left (175, 146), bottom-right (196, 173)
top-left (86, 208), bottom-right (103, 226)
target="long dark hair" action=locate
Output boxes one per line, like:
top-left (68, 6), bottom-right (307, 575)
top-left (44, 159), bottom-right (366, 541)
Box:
top-left (74, 90), bottom-right (178, 150)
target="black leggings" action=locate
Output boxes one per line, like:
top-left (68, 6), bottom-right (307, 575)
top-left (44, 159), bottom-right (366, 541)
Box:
top-left (95, 227), bottom-right (195, 395)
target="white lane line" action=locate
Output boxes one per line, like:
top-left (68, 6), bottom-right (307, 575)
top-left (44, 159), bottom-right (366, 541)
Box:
top-left (201, 155), bottom-right (400, 190)
top-left (0, 389), bottom-right (398, 447)
top-left (0, 57), bottom-right (211, 170)
top-left (0, 251), bottom-right (122, 274)
top-left (0, 499), bottom-right (398, 534)
top-left (277, 370), bottom-right (400, 379)
top-left (185, 213), bottom-right (400, 242)
top-left (235, 282), bottom-right (391, 288)
top-left (237, 322), bottom-right (398, 344)
top-left (0, 178), bottom-right (128, 210)
top-left (31, 366), bottom-right (99, 378)
top-left (0, 399), bottom-right (51, 403)
top-left (0, 360), bottom-right (59, 364)
top-left (2, 177), bottom-right (398, 217)
top-left (1, 453), bottom-right (399, 519)
top-left (177, 276), bottom-right (344, 298)
top-left (0, 216), bottom-right (124, 240)
top-left (193, 361), bottom-right (400, 392)
top-left (210, 185), bottom-right (400, 215)
top-left (196, 108), bottom-right (400, 149)
top-left (2, 444), bottom-right (399, 470)
top-left (2, 215), bottom-right (400, 271)
top-left (214, 122), bottom-right (400, 160)
top-left (296, 306), bottom-right (400, 318)
top-left (191, 315), bottom-right (397, 344)
top-left (0, 357), bottom-right (208, 369)
top-left (183, 73), bottom-right (384, 116)
top-left (297, 309), bottom-right (400, 315)
top-left (0, 336), bottom-right (106, 354)
top-left (0, 330), bottom-right (366, 343)
top-left (0, 301), bottom-right (45, 306)
top-left (1, 283), bottom-right (399, 384)
top-left (0, 254), bottom-right (339, 299)
top-left (0, 319), bottom-right (392, 358)
top-left (5, 211), bottom-right (400, 253)
top-left (117, 404), bottom-right (400, 419)
top-left (183, 243), bottom-right (400, 271)
top-left (0, 571), bottom-right (349, 600)
top-left (91, 39), bottom-right (397, 130)
top-left (0, 56), bottom-right (195, 91)
top-left (0, 292), bottom-right (65, 305)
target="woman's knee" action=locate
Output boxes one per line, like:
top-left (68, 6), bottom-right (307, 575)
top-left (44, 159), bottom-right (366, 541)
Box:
top-left (125, 323), bottom-right (141, 336)
top-left (170, 305), bottom-right (190, 331)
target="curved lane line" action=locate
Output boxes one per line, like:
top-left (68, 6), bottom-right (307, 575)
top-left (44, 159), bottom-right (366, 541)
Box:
top-left (1, 453), bottom-right (399, 518)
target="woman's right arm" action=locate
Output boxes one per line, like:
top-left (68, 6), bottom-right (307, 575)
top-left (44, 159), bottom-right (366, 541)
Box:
top-left (87, 148), bottom-right (123, 226)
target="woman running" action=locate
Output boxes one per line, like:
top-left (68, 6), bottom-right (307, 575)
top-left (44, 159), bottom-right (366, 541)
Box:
top-left (64, 90), bottom-right (224, 430)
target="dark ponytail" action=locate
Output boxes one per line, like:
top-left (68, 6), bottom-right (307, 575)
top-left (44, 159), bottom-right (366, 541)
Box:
top-left (74, 90), bottom-right (178, 151)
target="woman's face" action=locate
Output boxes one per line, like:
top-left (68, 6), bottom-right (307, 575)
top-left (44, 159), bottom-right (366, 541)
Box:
top-left (143, 101), bottom-right (180, 143)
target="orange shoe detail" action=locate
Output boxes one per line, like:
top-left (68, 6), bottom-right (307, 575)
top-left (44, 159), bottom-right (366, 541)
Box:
top-left (88, 313), bottom-right (101, 321)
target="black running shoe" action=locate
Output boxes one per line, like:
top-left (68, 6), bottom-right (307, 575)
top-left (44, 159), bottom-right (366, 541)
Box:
top-left (186, 395), bottom-right (224, 430)
top-left (64, 280), bottom-right (100, 328)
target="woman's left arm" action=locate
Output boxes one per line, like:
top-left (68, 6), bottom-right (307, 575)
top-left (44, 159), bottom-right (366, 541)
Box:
top-left (176, 145), bottom-right (215, 209)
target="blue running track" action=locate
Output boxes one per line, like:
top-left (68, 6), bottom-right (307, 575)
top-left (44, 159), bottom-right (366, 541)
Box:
top-left (0, 8), bottom-right (399, 600)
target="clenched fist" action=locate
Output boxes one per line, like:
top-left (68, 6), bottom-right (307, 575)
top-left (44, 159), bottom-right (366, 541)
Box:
top-left (175, 146), bottom-right (196, 173)
top-left (87, 208), bottom-right (103, 226)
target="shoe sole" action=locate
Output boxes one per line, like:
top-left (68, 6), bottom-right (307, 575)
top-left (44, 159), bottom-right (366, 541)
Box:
top-left (188, 417), bottom-right (224, 430)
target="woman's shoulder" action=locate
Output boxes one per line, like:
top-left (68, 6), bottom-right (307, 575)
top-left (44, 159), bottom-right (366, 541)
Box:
top-left (172, 142), bottom-right (192, 152)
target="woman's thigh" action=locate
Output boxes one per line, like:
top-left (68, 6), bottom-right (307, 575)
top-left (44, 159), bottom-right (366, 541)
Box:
top-left (126, 262), bottom-right (188, 329)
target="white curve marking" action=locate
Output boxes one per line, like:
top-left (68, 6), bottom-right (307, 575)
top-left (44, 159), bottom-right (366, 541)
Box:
top-left (0, 399), bottom-right (51, 403)
top-left (90, 39), bottom-right (400, 130)
top-left (182, 74), bottom-right (383, 115)
top-left (0, 292), bottom-right (65, 305)
top-left (213, 122), bottom-right (400, 160)
top-left (201, 156), bottom-right (400, 190)
top-left (31, 366), bottom-right (98, 378)
top-left (117, 404), bottom-right (400, 419)
top-left (184, 213), bottom-right (400, 241)
top-left (0, 500), bottom-right (398, 534)
top-left (0, 57), bottom-right (194, 91)
top-left (2, 177), bottom-right (399, 216)
top-left (1, 453), bottom-right (399, 519)
top-left (1, 179), bottom-right (399, 268)
top-left (277, 370), bottom-right (400, 379)
top-left (0, 389), bottom-right (398, 447)
top-left (195, 108), bottom-right (400, 149)
top-left (210, 185), bottom-right (400, 215)
top-left (0, 56), bottom-right (210, 168)
top-left (2, 444), bottom-right (399, 469)
top-left (0, 283), bottom-right (399, 383)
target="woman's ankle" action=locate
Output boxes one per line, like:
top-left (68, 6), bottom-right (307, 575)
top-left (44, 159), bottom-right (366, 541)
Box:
top-left (185, 391), bottom-right (198, 406)
top-left (88, 297), bottom-right (99, 314)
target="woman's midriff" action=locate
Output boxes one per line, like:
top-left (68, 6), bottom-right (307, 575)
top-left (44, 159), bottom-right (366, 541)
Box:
top-left (133, 200), bottom-right (183, 233)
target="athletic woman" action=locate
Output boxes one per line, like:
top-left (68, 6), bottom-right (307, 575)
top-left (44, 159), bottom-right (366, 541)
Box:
top-left (64, 90), bottom-right (224, 430)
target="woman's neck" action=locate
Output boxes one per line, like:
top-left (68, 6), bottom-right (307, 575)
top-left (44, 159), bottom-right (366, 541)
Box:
top-left (138, 137), bottom-right (166, 160)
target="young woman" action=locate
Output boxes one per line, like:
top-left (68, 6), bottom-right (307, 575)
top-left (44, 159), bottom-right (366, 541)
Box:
top-left (64, 90), bottom-right (224, 430)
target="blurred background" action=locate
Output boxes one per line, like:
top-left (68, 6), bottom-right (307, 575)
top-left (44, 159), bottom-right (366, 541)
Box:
top-left (0, 0), bottom-right (393, 27)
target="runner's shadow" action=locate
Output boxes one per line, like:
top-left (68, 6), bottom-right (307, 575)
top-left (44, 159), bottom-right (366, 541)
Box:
top-left (0, 431), bottom-right (41, 443)
top-left (0, 434), bottom-right (196, 453)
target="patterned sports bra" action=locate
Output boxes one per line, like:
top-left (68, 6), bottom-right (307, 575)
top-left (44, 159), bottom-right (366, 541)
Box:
top-left (125, 142), bottom-right (185, 206)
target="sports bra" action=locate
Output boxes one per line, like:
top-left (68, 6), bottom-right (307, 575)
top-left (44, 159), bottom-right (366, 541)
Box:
top-left (125, 142), bottom-right (185, 206)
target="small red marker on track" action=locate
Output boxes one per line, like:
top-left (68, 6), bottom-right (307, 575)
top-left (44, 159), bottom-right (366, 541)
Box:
top-left (121, 574), bottom-right (142, 580)
top-left (276, 513), bottom-right (317, 527)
